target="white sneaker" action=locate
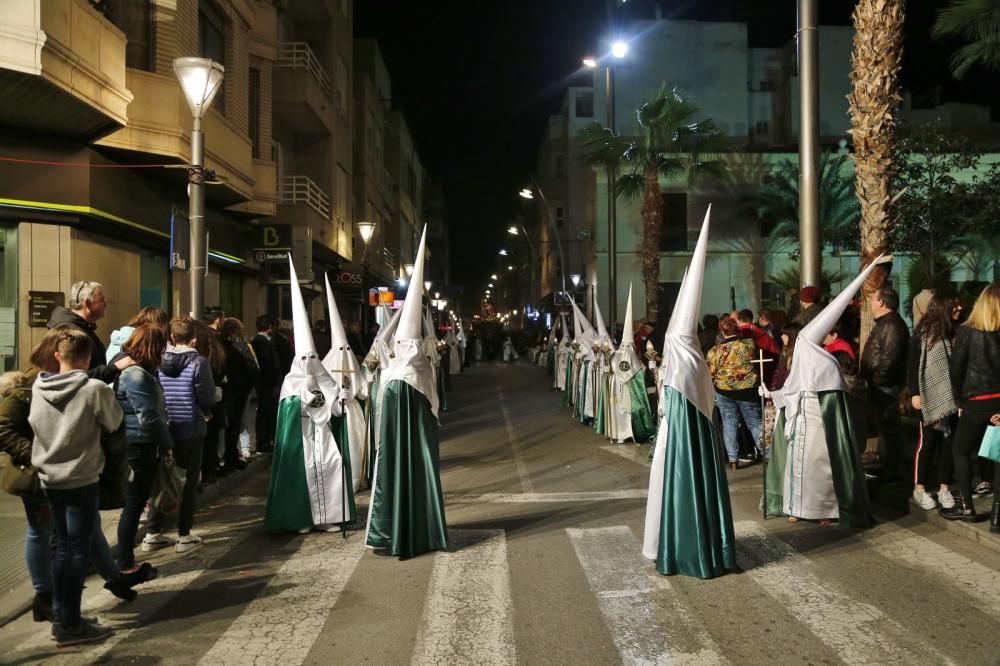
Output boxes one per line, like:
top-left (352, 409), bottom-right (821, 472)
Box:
top-left (316, 523), bottom-right (343, 533)
top-left (938, 488), bottom-right (956, 509)
top-left (913, 489), bottom-right (937, 511)
top-left (141, 533), bottom-right (172, 552)
top-left (175, 534), bottom-right (203, 553)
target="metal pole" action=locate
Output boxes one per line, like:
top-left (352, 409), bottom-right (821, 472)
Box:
top-left (361, 255), bottom-right (369, 340)
top-left (189, 115), bottom-right (206, 318)
top-left (798, 0), bottom-right (821, 288)
top-left (530, 176), bottom-right (568, 295)
top-left (606, 64), bottom-right (618, 339)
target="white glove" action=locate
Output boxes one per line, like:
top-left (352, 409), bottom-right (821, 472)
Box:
top-left (758, 384), bottom-right (771, 399)
top-left (338, 388), bottom-right (349, 402)
top-left (648, 361), bottom-right (656, 370)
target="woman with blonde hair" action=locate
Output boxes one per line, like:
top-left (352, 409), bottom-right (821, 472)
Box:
top-left (943, 282), bottom-right (1000, 531)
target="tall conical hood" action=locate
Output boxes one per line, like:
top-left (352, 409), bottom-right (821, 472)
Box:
top-left (667, 205), bottom-right (711, 340)
top-left (374, 305), bottom-right (400, 346)
top-left (659, 206), bottom-right (715, 417)
top-left (547, 316), bottom-right (559, 346)
top-left (620, 284), bottom-right (635, 349)
top-left (800, 254), bottom-right (892, 347)
top-left (397, 226), bottom-right (428, 341)
top-left (775, 254), bottom-right (893, 437)
top-left (288, 253), bottom-right (315, 357)
top-left (323, 273), bottom-right (363, 395)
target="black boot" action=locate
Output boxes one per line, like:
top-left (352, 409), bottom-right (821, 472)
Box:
top-left (940, 495), bottom-right (978, 522)
top-left (32, 592), bottom-right (54, 622)
top-left (991, 499), bottom-right (1000, 534)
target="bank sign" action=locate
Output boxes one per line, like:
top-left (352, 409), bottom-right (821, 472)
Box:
top-left (252, 225), bottom-right (292, 264)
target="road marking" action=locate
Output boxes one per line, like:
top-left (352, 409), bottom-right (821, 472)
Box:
top-left (735, 521), bottom-right (957, 665)
top-left (567, 525), bottom-right (726, 665)
top-left (863, 526), bottom-right (1000, 617)
top-left (412, 529), bottom-right (516, 666)
top-left (498, 387), bottom-right (535, 493)
top-left (446, 489), bottom-right (649, 503)
top-left (197, 532), bottom-right (366, 666)
top-left (11, 530), bottom-right (255, 664)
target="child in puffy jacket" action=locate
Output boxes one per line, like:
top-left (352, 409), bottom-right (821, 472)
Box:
top-left (144, 316), bottom-right (217, 554)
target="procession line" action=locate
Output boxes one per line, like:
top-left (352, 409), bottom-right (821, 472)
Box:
top-left (498, 386), bottom-right (535, 493)
top-left (567, 525), bottom-right (726, 666)
top-left (197, 532), bottom-right (366, 666)
top-left (412, 529), bottom-right (517, 666)
top-left (862, 526), bottom-right (1000, 618)
top-left (735, 521), bottom-right (958, 665)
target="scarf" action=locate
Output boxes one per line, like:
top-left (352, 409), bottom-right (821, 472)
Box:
top-left (918, 337), bottom-right (957, 431)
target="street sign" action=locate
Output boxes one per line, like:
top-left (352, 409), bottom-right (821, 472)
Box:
top-left (254, 249), bottom-right (290, 264)
top-left (259, 225), bottom-right (292, 249)
top-left (28, 291), bottom-right (64, 327)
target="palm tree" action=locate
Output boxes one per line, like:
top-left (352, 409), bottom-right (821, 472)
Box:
top-left (744, 153), bottom-right (860, 259)
top-left (933, 0), bottom-right (1000, 78)
top-left (579, 85), bottom-right (723, 321)
top-left (847, 0), bottom-right (906, 345)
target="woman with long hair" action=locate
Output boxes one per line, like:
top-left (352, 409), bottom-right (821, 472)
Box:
top-left (106, 307), bottom-right (169, 362)
top-left (192, 319), bottom-right (227, 480)
top-left (942, 283), bottom-right (1000, 530)
top-left (114, 325), bottom-right (173, 571)
top-left (219, 318), bottom-right (259, 469)
top-left (907, 294), bottom-right (961, 511)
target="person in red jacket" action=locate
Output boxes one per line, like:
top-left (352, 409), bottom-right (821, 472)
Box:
top-left (737, 309), bottom-right (778, 385)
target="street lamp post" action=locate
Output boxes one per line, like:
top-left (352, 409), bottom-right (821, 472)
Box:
top-left (798, 0), bottom-right (821, 288)
top-left (508, 224), bottom-right (536, 328)
top-left (357, 220), bottom-right (376, 337)
top-left (519, 181), bottom-right (568, 295)
top-left (174, 57), bottom-right (224, 318)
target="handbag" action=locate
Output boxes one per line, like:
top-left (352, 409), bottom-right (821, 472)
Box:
top-left (0, 451), bottom-right (38, 497)
top-left (979, 425), bottom-right (1000, 464)
top-left (149, 454), bottom-right (187, 514)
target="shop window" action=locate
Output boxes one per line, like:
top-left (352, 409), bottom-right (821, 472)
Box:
top-left (575, 91), bottom-right (594, 118)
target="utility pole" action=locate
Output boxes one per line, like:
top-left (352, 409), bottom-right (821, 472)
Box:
top-left (798, 0), bottom-right (821, 289)
top-left (607, 64), bottom-right (618, 340)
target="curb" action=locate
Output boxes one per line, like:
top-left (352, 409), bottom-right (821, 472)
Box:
top-left (0, 456), bottom-right (270, 627)
top-left (904, 495), bottom-right (1000, 557)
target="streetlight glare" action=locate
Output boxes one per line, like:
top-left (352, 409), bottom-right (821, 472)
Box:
top-left (582, 57), bottom-right (597, 69)
top-left (490, 273), bottom-right (498, 280)
top-left (507, 265), bottom-right (514, 270)
top-left (507, 226), bottom-right (519, 236)
top-left (357, 221), bottom-right (376, 244)
top-left (488, 283), bottom-right (494, 288)
top-left (518, 189), bottom-right (534, 199)
top-left (498, 249), bottom-right (508, 256)
top-left (611, 40), bottom-right (628, 59)
top-left (174, 57), bottom-right (225, 119)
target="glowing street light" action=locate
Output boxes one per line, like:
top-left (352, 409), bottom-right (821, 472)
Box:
top-left (518, 188), bottom-right (534, 199)
top-left (356, 221), bottom-right (376, 244)
top-left (611, 40), bottom-right (628, 59)
top-left (424, 281), bottom-right (432, 291)
top-left (498, 249), bottom-right (508, 256)
top-left (571, 273), bottom-right (582, 288)
top-left (490, 274), bottom-right (498, 280)
top-left (403, 263), bottom-right (414, 277)
top-left (488, 283), bottom-right (494, 288)
top-left (582, 56), bottom-right (597, 68)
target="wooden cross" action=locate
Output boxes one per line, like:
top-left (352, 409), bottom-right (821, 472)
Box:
top-left (750, 348), bottom-right (775, 521)
top-left (749, 349), bottom-right (774, 377)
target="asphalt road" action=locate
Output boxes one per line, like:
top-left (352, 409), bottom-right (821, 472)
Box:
top-left (1, 361), bottom-right (999, 665)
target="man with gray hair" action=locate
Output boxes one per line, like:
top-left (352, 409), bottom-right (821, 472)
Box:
top-left (48, 280), bottom-right (126, 382)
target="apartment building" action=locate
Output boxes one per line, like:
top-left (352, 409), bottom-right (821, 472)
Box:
top-left (0, 0), bottom-right (361, 369)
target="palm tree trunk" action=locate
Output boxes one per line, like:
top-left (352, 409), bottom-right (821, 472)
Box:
top-left (640, 167), bottom-right (664, 321)
top-left (848, 0), bottom-right (905, 346)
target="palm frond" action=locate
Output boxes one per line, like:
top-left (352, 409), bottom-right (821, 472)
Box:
top-left (577, 122), bottom-right (629, 169)
top-left (933, 0), bottom-right (1000, 77)
top-left (616, 173), bottom-right (645, 202)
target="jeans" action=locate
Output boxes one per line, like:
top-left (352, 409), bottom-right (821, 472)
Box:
top-left (118, 443), bottom-right (158, 570)
top-left (147, 437), bottom-right (203, 537)
top-left (870, 385), bottom-right (904, 479)
top-left (715, 393), bottom-right (762, 462)
top-left (22, 494), bottom-right (52, 596)
top-left (45, 483), bottom-right (100, 627)
top-left (952, 398), bottom-right (1000, 501)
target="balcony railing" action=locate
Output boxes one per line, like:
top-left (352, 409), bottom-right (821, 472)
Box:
top-left (279, 176), bottom-right (331, 220)
top-left (276, 42), bottom-right (332, 98)
top-left (381, 247), bottom-right (395, 273)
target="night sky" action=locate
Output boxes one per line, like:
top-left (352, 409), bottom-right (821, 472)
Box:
top-left (355, 0), bottom-right (999, 293)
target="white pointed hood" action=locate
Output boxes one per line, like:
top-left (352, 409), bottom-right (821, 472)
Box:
top-left (660, 205), bottom-right (715, 417)
top-left (613, 283), bottom-right (641, 382)
top-left (569, 298), bottom-right (596, 349)
top-left (547, 316), bottom-right (559, 347)
top-left (774, 254), bottom-right (893, 435)
top-left (322, 273), bottom-right (364, 399)
top-left (280, 255), bottom-right (340, 423)
top-left (382, 226), bottom-right (439, 416)
top-left (368, 305), bottom-right (401, 367)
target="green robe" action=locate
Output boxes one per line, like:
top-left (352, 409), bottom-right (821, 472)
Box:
top-left (366, 380), bottom-right (449, 558)
top-left (331, 412), bottom-right (358, 522)
top-left (594, 369), bottom-right (607, 435)
top-left (627, 372), bottom-right (656, 443)
top-left (763, 391), bottom-right (873, 527)
top-left (265, 397), bottom-right (313, 533)
top-left (437, 364), bottom-right (448, 412)
top-left (647, 387), bottom-right (736, 579)
top-left (564, 357), bottom-right (574, 407)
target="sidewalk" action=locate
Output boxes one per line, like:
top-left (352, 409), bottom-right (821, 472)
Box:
top-left (0, 457), bottom-right (269, 626)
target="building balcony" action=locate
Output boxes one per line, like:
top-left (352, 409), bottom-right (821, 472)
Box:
top-left (273, 42), bottom-right (334, 137)
top-left (228, 159), bottom-right (277, 218)
top-left (95, 69), bottom-right (254, 206)
top-left (278, 175), bottom-right (343, 256)
top-left (0, 0), bottom-right (133, 139)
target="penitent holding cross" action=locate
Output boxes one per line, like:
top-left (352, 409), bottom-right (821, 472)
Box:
top-left (750, 349), bottom-right (774, 520)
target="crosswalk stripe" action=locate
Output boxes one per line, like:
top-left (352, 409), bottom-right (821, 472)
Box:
top-left (12, 531), bottom-right (252, 664)
top-left (735, 521), bottom-right (958, 665)
top-left (862, 527), bottom-right (1000, 617)
top-left (412, 529), bottom-right (516, 666)
top-left (567, 525), bottom-right (726, 665)
top-left (197, 532), bottom-right (366, 666)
